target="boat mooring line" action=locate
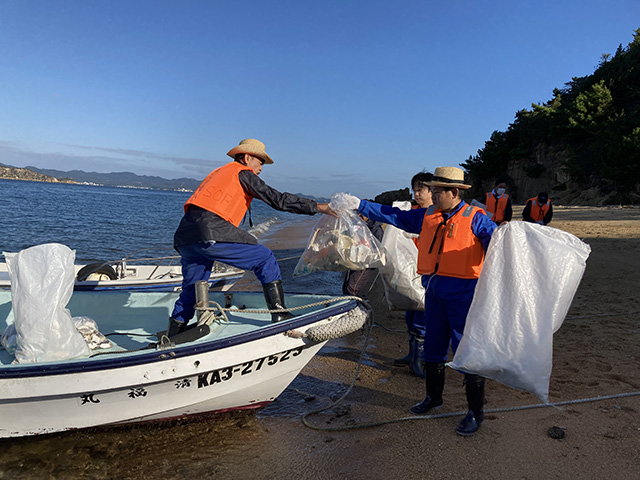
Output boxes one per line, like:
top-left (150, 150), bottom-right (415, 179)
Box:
top-left (564, 311), bottom-right (640, 320)
top-left (302, 390), bottom-right (640, 431)
top-left (197, 295), bottom-right (365, 315)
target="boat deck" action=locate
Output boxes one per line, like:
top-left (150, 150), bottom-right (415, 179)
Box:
top-left (0, 290), bottom-right (350, 368)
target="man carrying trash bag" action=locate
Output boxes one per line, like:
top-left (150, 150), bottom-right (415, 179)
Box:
top-left (341, 166), bottom-right (496, 436)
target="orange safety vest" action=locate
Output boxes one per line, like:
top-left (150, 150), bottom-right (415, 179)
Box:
top-left (417, 204), bottom-right (486, 279)
top-left (485, 193), bottom-right (509, 224)
top-left (528, 197), bottom-right (550, 222)
top-left (184, 162), bottom-right (254, 227)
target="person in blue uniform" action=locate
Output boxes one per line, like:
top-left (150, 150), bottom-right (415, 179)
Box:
top-left (342, 166), bottom-right (496, 436)
top-left (393, 171), bottom-right (434, 379)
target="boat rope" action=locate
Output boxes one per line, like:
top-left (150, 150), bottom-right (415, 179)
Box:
top-left (301, 300), bottom-right (376, 430)
top-left (195, 295), bottom-right (365, 315)
top-left (301, 390), bottom-right (640, 431)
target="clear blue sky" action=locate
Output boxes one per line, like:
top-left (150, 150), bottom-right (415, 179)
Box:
top-left (0, 0), bottom-right (638, 198)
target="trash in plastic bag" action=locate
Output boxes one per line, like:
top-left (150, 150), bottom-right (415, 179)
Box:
top-left (378, 201), bottom-right (425, 311)
top-left (3, 243), bottom-right (91, 363)
top-left (448, 222), bottom-right (591, 403)
top-left (73, 316), bottom-right (113, 350)
top-left (294, 193), bottom-right (386, 276)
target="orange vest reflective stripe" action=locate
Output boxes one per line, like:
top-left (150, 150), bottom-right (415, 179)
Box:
top-left (184, 162), bottom-right (254, 227)
top-left (417, 204), bottom-right (486, 279)
top-left (528, 197), bottom-right (550, 221)
top-left (485, 193), bottom-right (509, 223)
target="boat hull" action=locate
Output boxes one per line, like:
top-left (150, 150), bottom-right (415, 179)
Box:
top-left (0, 290), bottom-right (359, 438)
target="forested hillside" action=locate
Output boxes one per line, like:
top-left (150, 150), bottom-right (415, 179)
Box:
top-left (463, 28), bottom-right (640, 205)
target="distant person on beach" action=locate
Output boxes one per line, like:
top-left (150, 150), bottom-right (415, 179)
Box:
top-left (168, 138), bottom-right (335, 336)
top-left (342, 211), bottom-right (384, 297)
top-left (393, 171), bottom-right (433, 379)
top-left (522, 192), bottom-right (553, 225)
top-left (341, 166), bottom-right (496, 436)
top-left (480, 178), bottom-right (512, 225)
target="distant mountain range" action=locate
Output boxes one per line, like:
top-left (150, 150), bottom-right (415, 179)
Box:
top-left (0, 163), bottom-right (331, 201)
top-left (25, 166), bottom-right (202, 191)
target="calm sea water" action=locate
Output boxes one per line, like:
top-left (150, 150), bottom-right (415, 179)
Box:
top-left (1, 178), bottom-right (302, 264)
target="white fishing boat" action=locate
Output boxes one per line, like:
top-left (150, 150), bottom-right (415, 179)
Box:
top-left (0, 288), bottom-right (366, 438)
top-left (0, 255), bottom-right (244, 292)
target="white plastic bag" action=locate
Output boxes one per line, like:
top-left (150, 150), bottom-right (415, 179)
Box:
top-left (4, 243), bottom-right (90, 363)
top-left (378, 201), bottom-right (425, 311)
top-left (449, 222), bottom-right (591, 403)
top-left (294, 193), bottom-right (386, 276)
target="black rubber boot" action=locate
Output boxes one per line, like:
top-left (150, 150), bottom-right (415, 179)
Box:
top-left (166, 317), bottom-right (187, 338)
top-left (263, 280), bottom-right (294, 322)
top-left (393, 333), bottom-right (413, 366)
top-left (408, 335), bottom-right (425, 379)
top-left (456, 374), bottom-right (485, 436)
top-left (410, 362), bottom-right (445, 415)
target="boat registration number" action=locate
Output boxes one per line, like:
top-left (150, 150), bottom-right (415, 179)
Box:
top-left (197, 346), bottom-right (304, 388)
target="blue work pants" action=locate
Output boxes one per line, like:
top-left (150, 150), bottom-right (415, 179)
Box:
top-left (422, 274), bottom-right (478, 363)
top-left (171, 241), bottom-right (281, 323)
top-left (405, 310), bottom-right (427, 337)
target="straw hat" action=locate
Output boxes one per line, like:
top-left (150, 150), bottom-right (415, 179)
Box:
top-left (227, 138), bottom-right (274, 164)
top-left (428, 166), bottom-right (471, 189)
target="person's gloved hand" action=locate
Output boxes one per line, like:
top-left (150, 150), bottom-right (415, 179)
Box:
top-left (342, 194), bottom-right (361, 211)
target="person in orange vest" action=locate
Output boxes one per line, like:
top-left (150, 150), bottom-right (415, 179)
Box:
top-left (523, 192), bottom-right (553, 225)
top-left (341, 166), bottom-right (497, 436)
top-left (480, 178), bottom-right (512, 224)
top-left (168, 139), bottom-right (335, 337)
top-left (393, 171), bottom-right (433, 379)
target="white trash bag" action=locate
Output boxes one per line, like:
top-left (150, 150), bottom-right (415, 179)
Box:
top-left (379, 201), bottom-right (425, 311)
top-left (448, 222), bottom-right (591, 403)
top-left (4, 243), bottom-right (90, 363)
top-left (294, 193), bottom-right (386, 276)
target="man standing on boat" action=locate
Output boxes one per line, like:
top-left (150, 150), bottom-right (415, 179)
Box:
top-left (168, 138), bottom-right (335, 335)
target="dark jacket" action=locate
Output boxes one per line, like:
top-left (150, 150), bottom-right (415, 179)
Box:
top-left (174, 169), bottom-right (318, 247)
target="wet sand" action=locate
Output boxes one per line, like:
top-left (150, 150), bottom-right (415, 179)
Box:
top-left (1, 208), bottom-right (640, 479)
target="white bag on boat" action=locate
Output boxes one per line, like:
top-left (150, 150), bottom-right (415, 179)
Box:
top-left (4, 243), bottom-right (90, 363)
top-left (449, 222), bottom-right (591, 403)
top-left (294, 193), bottom-right (386, 276)
top-left (378, 201), bottom-right (425, 311)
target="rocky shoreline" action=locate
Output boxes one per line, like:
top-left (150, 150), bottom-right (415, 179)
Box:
top-left (0, 165), bottom-right (75, 184)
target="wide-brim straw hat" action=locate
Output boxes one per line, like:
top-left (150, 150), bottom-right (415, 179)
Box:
top-left (227, 138), bottom-right (274, 164)
top-left (427, 166), bottom-right (471, 189)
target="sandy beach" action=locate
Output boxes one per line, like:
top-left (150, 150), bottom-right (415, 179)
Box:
top-left (1, 207), bottom-right (639, 479)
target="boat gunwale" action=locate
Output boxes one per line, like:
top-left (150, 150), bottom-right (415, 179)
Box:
top-left (0, 297), bottom-right (358, 379)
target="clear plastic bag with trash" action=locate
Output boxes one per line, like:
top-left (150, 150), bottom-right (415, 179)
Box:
top-left (294, 193), bottom-right (386, 276)
top-left (378, 201), bottom-right (425, 311)
top-left (448, 222), bottom-right (591, 403)
top-left (3, 243), bottom-right (90, 363)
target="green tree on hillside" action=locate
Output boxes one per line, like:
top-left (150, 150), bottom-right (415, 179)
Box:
top-left (463, 28), bottom-right (640, 204)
